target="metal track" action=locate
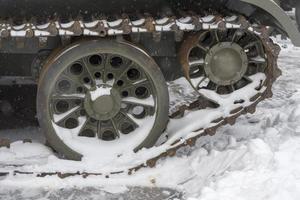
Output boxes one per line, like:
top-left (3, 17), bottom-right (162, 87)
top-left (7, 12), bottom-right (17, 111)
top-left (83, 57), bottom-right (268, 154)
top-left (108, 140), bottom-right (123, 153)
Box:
top-left (0, 13), bottom-right (281, 178)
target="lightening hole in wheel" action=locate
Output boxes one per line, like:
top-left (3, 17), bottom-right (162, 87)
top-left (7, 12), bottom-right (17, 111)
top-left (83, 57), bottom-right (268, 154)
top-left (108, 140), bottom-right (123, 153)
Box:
top-left (135, 86), bottom-right (148, 99)
top-left (89, 55), bottom-right (102, 66)
top-left (246, 46), bottom-right (259, 57)
top-left (217, 86), bottom-right (230, 95)
top-left (246, 64), bottom-right (257, 76)
top-left (132, 106), bottom-right (146, 119)
top-left (65, 118), bottom-right (79, 129)
top-left (80, 109), bottom-right (86, 116)
top-left (189, 67), bottom-right (202, 78)
top-left (76, 86), bottom-right (84, 93)
top-left (201, 31), bottom-right (214, 47)
top-left (79, 129), bottom-right (95, 137)
top-left (122, 91), bottom-right (129, 97)
top-left (55, 100), bottom-right (69, 113)
top-left (83, 77), bottom-right (91, 84)
top-left (110, 56), bottom-right (123, 68)
top-left (102, 130), bottom-right (116, 141)
top-left (94, 72), bottom-right (101, 79)
top-left (117, 80), bottom-right (124, 87)
top-left (70, 63), bottom-right (83, 75)
top-left (107, 73), bottom-right (114, 80)
top-left (127, 68), bottom-right (140, 80)
top-left (58, 80), bottom-right (71, 92)
top-left (75, 99), bottom-right (81, 105)
top-left (120, 122), bottom-right (135, 134)
top-left (90, 118), bottom-right (97, 123)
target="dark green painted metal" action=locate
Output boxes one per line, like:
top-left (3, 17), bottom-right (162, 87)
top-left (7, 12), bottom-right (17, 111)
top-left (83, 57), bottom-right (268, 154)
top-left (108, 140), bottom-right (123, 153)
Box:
top-left (185, 29), bottom-right (266, 95)
top-left (241, 0), bottom-right (300, 46)
top-left (296, 1), bottom-right (300, 29)
top-left (49, 51), bottom-right (160, 142)
top-left (37, 39), bottom-right (169, 161)
top-left (204, 42), bottom-right (248, 86)
top-left (83, 86), bottom-right (121, 121)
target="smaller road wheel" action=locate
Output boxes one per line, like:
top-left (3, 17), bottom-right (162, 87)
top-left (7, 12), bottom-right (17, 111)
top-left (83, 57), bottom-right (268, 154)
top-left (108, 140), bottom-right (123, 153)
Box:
top-left (37, 40), bottom-right (169, 161)
top-left (180, 29), bottom-right (267, 95)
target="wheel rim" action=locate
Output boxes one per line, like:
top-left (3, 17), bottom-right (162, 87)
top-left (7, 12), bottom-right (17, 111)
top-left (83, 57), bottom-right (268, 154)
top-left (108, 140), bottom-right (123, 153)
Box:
top-left (184, 29), bottom-right (267, 95)
top-left (38, 40), bottom-right (169, 160)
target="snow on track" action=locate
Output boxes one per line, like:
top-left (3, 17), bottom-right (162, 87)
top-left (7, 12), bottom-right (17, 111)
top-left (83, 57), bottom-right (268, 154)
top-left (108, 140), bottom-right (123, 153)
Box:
top-left (182, 38), bottom-right (300, 200)
top-left (0, 38), bottom-right (300, 200)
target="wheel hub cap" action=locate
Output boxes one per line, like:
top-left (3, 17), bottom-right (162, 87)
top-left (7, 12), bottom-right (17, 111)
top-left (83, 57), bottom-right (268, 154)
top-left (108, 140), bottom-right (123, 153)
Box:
top-left (204, 42), bottom-right (248, 86)
top-left (93, 95), bottom-right (114, 114)
top-left (84, 85), bottom-right (121, 120)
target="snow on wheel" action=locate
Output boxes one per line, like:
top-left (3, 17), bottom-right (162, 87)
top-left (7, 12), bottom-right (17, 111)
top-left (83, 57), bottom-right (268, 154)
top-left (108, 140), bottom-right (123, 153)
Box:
top-left (180, 30), bottom-right (267, 95)
top-left (37, 40), bottom-right (169, 161)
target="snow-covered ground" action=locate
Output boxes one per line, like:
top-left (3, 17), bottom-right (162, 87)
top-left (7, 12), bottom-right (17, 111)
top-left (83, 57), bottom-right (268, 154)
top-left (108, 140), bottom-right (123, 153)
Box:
top-left (183, 38), bottom-right (300, 199)
top-left (0, 38), bottom-right (300, 200)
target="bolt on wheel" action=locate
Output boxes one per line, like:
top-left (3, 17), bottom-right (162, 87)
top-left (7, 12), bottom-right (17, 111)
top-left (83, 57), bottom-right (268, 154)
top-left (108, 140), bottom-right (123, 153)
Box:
top-left (37, 40), bottom-right (169, 161)
top-left (180, 29), bottom-right (267, 95)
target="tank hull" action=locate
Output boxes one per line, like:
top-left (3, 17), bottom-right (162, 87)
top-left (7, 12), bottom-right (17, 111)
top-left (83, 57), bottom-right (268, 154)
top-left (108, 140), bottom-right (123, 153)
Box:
top-left (0, 0), bottom-right (225, 22)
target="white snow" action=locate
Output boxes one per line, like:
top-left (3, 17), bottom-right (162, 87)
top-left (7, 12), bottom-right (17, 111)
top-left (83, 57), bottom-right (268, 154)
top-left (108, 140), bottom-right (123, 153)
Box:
top-left (89, 85), bottom-right (111, 101)
top-left (0, 142), bottom-right (52, 166)
top-left (132, 106), bottom-right (144, 115)
top-left (122, 95), bottom-right (155, 107)
top-left (250, 56), bottom-right (266, 63)
top-left (225, 16), bottom-right (238, 22)
top-left (0, 38), bottom-right (300, 200)
top-left (107, 19), bottom-right (123, 27)
top-left (60, 93), bottom-right (85, 98)
top-left (131, 19), bottom-right (146, 26)
top-left (189, 59), bottom-right (205, 66)
top-left (59, 21), bottom-right (75, 29)
top-left (53, 106), bottom-right (80, 123)
top-left (201, 15), bottom-right (215, 23)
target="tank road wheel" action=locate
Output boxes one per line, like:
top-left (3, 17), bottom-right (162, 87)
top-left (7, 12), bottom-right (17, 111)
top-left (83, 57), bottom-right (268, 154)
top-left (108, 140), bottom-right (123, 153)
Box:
top-left (37, 40), bottom-right (169, 161)
top-left (180, 29), bottom-right (267, 94)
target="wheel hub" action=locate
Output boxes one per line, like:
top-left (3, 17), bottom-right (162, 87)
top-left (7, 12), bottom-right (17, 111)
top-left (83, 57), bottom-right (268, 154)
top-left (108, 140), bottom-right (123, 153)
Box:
top-left (93, 95), bottom-right (114, 114)
top-left (204, 42), bottom-right (248, 86)
top-left (84, 85), bottom-right (121, 120)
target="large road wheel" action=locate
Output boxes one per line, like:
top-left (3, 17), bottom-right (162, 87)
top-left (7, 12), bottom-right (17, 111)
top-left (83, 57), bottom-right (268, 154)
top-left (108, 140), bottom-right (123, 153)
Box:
top-left (37, 40), bottom-right (169, 161)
